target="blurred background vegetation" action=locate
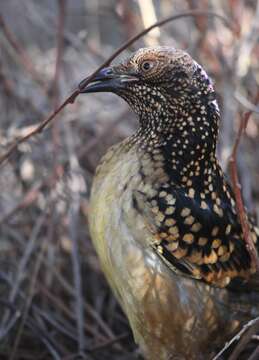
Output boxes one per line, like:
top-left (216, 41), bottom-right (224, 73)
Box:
top-left (0, 0), bottom-right (259, 359)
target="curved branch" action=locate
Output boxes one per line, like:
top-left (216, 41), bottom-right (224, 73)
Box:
top-left (0, 9), bottom-right (236, 166)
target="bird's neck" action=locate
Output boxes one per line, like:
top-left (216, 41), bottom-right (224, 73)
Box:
top-left (132, 93), bottom-right (221, 184)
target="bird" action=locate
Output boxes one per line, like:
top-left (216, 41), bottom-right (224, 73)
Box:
top-left (79, 47), bottom-right (259, 360)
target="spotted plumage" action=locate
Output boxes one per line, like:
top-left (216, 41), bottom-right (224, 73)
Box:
top-left (80, 47), bottom-right (259, 360)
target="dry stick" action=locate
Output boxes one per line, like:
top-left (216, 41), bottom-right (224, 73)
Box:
top-left (87, 333), bottom-right (130, 353)
top-left (0, 9), bottom-right (235, 167)
top-left (0, 181), bottom-right (43, 225)
top-left (51, 0), bottom-right (66, 166)
top-left (0, 59), bottom-right (45, 116)
top-left (0, 300), bottom-right (21, 341)
top-left (0, 90), bottom-right (79, 166)
top-left (229, 318), bottom-right (259, 360)
top-left (9, 212), bottom-right (49, 360)
top-left (69, 189), bottom-right (86, 353)
top-left (34, 307), bottom-right (78, 343)
top-left (213, 92), bottom-right (259, 360)
top-left (0, 14), bottom-right (46, 89)
top-left (52, 0), bottom-right (66, 106)
top-left (0, 208), bottom-right (46, 334)
top-left (78, 9), bottom-right (236, 90)
top-left (212, 316), bottom-right (259, 360)
top-left (0, 272), bottom-right (65, 358)
top-left (229, 90), bottom-right (259, 272)
top-left (39, 285), bottom-right (104, 340)
top-left (44, 262), bottom-right (123, 348)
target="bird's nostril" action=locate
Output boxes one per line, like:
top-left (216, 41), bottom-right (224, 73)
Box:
top-left (106, 69), bottom-right (113, 75)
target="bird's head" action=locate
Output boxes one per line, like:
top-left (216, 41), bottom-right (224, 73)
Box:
top-left (80, 46), bottom-right (219, 149)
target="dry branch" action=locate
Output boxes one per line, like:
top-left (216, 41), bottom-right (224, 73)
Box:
top-left (0, 9), bottom-right (235, 167)
top-left (0, 14), bottom-right (46, 89)
top-left (51, 0), bottom-right (66, 165)
top-left (229, 91), bottom-right (259, 271)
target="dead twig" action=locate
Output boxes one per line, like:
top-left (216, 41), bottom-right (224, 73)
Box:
top-left (67, 149), bottom-right (86, 354)
top-left (212, 316), bottom-right (259, 360)
top-left (87, 333), bottom-right (130, 353)
top-left (229, 319), bottom-right (259, 360)
top-left (0, 181), bottom-right (43, 225)
top-left (51, 0), bottom-right (66, 171)
top-left (0, 89), bottom-right (79, 166)
top-left (234, 91), bottom-right (259, 114)
top-left (229, 90), bottom-right (259, 272)
top-left (39, 284), bottom-right (103, 340)
top-left (0, 210), bottom-right (46, 334)
top-left (9, 209), bottom-right (50, 360)
top-left (0, 9), bottom-right (235, 167)
top-left (0, 300), bottom-right (21, 341)
top-left (0, 14), bottom-right (46, 89)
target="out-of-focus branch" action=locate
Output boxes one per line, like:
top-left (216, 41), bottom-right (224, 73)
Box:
top-left (229, 91), bottom-right (259, 271)
top-left (137, 0), bottom-right (160, 46)
top-left (0, 181), bottom-right (43, 225)
top-left (0, 89), bottom-right (79, 166)
top-left (65, 124), bottom-right (86, 352)
top-left (78, 9), bottom-right (237, 91)
top-left (212, 316), bottom-right (259, 360)
top-left (236, 0), bottom-right (259, 77)
top-left (235, 91), bottom-right (259, 114)
top-left (9, 212), bottom-right (50, 360)
top-left (0, 9), bottom-right (236, 167)
top-left (52, 0), bottom-right (66, 108)
top-left (51, 0), bottom-right (66, 173)
top-left (0, 14), bottom-right (46, 89)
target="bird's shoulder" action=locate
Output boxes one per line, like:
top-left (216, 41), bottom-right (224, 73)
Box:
top-left (132, 150), bottom-right (259, 288)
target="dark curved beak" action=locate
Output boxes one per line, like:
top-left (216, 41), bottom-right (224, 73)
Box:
top-left (78, 67), bottom-right (138, 93)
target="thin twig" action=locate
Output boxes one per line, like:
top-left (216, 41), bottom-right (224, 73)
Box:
top-left (39, 284), bottom-right (103, 340)
top-left (78, 9), bottom-right (236, 90)
top-left (234, 91), bottom-right (259, 114)
top-left (87, 333), bottom-right (130, 353)
top-left (40, 258), bottom-right (120, 344)
top-left (0, 9), bottom-right (235, 167)
top-left (0, 14), bottom-right (46, 89)
top-left (0, 89), bottom-right (79, 166)
top-left (68, 177), bottom-right (86, 353)
top-left (212, 316), bottom-right (259, 360)
top-left (51, 0), bottom-right (66, 169)
top-left (52, 0), bottom-right (66, 107)
top-left (0, 272), bottom-right (64, 358)
top-left (0, 300), bottom-right (21, 341)
top-left (0, 181), bottom-right (43, 225)
top-left (229, 320), bottom-right (259, 360)
top-left (0, 211), bottom-right (46, 334)
top-left (229, 90), bottom-right (259, 271)
top-left (9, 210), bottom-right (49, 360)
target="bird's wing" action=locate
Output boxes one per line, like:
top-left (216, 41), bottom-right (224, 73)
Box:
top-left (132, 186), bottom-right (259, 288)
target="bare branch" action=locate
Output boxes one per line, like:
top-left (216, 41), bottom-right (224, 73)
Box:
top-left (0, 9), bottom-right (235, 167)
top-left (229, 91), bottom-right (259, 271)
top-left (0, 14), bottom-right (46, 89)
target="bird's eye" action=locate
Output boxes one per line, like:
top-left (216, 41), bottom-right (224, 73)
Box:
top-left (141, 61), bottom-right (153, 72)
